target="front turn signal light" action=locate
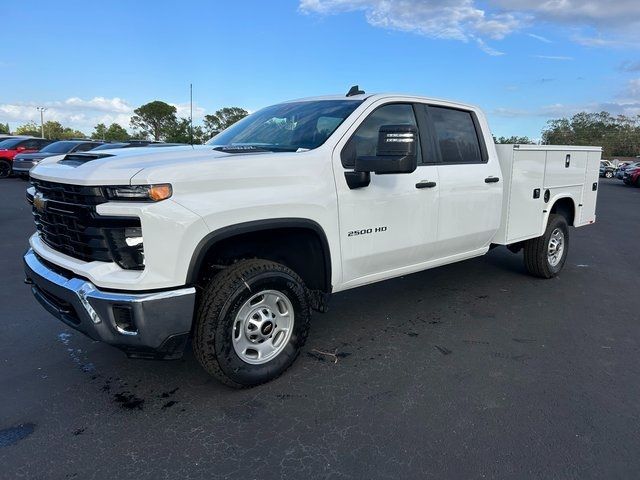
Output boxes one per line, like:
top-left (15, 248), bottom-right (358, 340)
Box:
top-left (148, 184), bottom-right (173, 201)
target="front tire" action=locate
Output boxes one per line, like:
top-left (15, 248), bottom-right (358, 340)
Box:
top-left (523, 214), bottom-right (569, 278)
top-left (193, 259), bottom-right (311, 388)
top-left (605, 171), bottom-right (613, 179)
top-left (0, 160), bottom-right (11, 178)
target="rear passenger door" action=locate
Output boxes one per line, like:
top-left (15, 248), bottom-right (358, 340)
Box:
top-left (425, 105), bottom-right (502, 257)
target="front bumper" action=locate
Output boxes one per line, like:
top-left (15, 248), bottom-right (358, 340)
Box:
top-left (24, 248), bottom-right (196, 359)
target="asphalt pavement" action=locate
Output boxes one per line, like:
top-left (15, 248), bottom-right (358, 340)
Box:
top-left (1, 176), bottom-right (639, 480)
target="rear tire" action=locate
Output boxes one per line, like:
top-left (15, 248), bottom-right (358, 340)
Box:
top-left (523, 214), bottom-right (569, 278)
top-left (193, 259), bottom-right (311, 388)
top-left (0, 160), bottom-right (11, 178)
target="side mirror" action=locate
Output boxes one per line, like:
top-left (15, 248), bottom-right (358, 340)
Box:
top-left (16, 146), bottom-right (26, 151)
top-left (355, 125), bottom-right (418, 175)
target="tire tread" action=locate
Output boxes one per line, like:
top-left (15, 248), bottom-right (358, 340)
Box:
top-left (193, 259), bottom-right (309, 388)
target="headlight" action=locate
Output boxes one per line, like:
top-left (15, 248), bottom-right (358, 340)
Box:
top-left (104, 184), bottom-right (172, 202)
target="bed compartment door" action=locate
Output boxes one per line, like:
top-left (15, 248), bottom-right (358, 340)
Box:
top-left (578, 150), bottom-right (601, 225)
top-left (544, 151), bottom-right (589, 188)
top-left (505, 149), bottom-right (546, 243)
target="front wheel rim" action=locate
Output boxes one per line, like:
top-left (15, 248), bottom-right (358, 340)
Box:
top-left (547, 228), bottom-right (565, 267)
top-left (232, 290), bottom-right (295, 365)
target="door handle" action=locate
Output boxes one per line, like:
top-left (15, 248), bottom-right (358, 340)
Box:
top-left (485, 177), bottom-right (500, 183)
top-left (415, 181), bottom-right (437, 189)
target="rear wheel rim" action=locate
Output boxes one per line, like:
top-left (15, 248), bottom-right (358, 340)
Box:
top-left (547, 228), bottom-right (565, 267)
top-left (232, 290), bottom-right (295, 365)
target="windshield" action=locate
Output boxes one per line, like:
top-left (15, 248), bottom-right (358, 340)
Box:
top-left (206, 100), bottom-right (363, 152)
top-left (0, 138), bottom-right (24, 149)
top-left (41, 141), bottom-right (84, 153)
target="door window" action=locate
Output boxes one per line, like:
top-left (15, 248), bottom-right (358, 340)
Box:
top-left (75, 143), bottom-right (98, 152)
top-left (429, 106), bottom-right (483, 164)
top-left (342, 104), bottom-right (420, 168)
top-left (22, 139), bottom-right (41, 149)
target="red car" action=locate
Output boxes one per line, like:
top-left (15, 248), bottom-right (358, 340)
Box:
top-left (623, 166), bottom-right (640, 186)
top-left (0, 137), bottom-right (54, 178)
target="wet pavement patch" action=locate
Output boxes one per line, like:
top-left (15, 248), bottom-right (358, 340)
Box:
top-left (435, 345), bottom-right (453, 355)
top-left (113, 392), bottom-right (145, 410)
top-left (160, 387), bottom-right (179, 398)
top-left (0, 423), bottom-right (35, 448)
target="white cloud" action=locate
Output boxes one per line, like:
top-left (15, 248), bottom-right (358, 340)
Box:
top-left (571, 35), bottom-right (628, 48)
top-left (493, 80), bottom-right (640, 120)
top-left (527, 33), bottom-right (551, 43)
top-left (475, 38), bottom-right (505, 56)
top-left (171, 102), bottom-right (206, 121)
top-left (0, 97), bottom-right (207, 134)
top-left (300, 0), bottom-right (640, 52)
top-left (619, 61), bottom-right (640, 73)
top-left (490, 0), bottom-right (640, 29)
top-left (299, 0), bottom-right (522, 54)
top-left (622, 78), bottom-right (640, 99)
top-left (63, 97), bottom-right (132, 113)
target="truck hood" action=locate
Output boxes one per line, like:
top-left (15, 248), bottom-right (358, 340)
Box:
top-left (29, 145), bottom-right (217, 185)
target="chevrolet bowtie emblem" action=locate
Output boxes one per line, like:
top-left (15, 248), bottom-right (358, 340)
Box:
top-left (33, 192), bottom-right (47, 213)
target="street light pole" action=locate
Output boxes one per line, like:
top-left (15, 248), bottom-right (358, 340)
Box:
top-left (36, 107), bottom-right (47, 138)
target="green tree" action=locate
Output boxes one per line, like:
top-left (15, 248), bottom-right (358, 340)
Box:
top-left (203, 107), bottom-right (248, 136)
top-left (494, 135), bottom-right (535, 144)
top-left (130, 101), bottom-right (177, 140)
top-left (104, 123), bottom-right (130, 141)
top-left (43, 121), bottom-right (65, 139)
top-left (542, 111), bottom-right (640, 158)
top-left (92, 123), bottom-right (108, 140)
top-left (0, 123), bottom-right (9, 134)
top-left (39, 121), bottom-right (86, 139)
top-left (164, 118), bottom-right (206, 144)
top-left (15, 122), bottom-right (41, 136)
top-left (164, 118), bottom-right (190, 143)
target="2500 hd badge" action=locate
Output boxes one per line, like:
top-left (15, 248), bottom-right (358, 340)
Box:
top-left (347, 226), bottom-right (388, 236)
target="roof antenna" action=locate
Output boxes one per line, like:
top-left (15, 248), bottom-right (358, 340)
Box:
top-left (346, 85), bottom-right (365, 97)
top-left (189, 83), bottom-right (193, 146)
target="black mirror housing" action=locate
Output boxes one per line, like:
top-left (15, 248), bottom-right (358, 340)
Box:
top-left (354, 125), bottom-right (418, 175)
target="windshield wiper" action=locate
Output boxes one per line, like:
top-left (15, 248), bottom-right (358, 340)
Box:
top-left (212, 145), bottom-right (271, 153)
top-left (212, 144), bottom-right (300, 153)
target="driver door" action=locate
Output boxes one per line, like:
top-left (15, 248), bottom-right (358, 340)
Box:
top-left (332, 101), bottom-right (440, 288)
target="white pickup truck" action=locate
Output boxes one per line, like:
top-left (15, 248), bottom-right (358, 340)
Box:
top-left (24, 88), bottom-right (601, 387)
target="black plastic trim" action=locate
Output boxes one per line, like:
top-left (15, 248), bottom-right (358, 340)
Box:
top-left (187, 218), bottom-right (333, 292)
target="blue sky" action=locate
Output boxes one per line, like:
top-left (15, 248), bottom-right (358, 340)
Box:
top-left (2, 0), bottom-right (639, 139)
